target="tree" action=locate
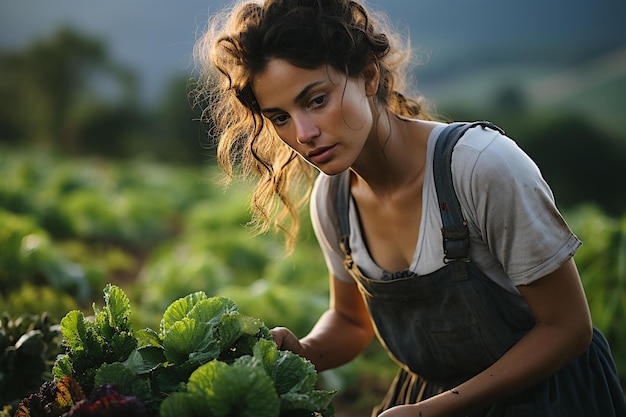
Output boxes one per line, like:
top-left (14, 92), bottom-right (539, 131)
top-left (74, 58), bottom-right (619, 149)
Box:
top-left (517, 114), bottom-right (626, 216)
top-left (152, 76), bottom-right (215, 164)
top-left (0, 27), bottom-right (138, 153)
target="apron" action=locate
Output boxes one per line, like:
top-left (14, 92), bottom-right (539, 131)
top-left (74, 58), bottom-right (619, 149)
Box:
top-left (334, 122), bottom-right (626, 416)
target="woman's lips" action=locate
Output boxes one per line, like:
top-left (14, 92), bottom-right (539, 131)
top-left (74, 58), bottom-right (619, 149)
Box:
top-left (308, 145), bottom-right (336, 164)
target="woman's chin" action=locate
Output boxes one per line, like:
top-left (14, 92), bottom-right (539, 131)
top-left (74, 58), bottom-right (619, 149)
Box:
top-left (312, 162), bottom-right (348, 177)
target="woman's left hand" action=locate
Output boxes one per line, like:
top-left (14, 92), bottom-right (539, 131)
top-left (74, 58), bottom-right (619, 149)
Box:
top-left (378, 404), bottom-right (422, 417)
top-left (377, 393), bottom-right (461, 417)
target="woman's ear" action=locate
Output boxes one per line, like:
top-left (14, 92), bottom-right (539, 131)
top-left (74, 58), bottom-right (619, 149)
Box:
top-left (363, 61), bottom-right (380, 97)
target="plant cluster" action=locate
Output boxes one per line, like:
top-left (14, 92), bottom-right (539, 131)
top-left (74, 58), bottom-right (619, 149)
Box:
top-left (0, 313), bottom-right (63, 410)
top-left (11, 284), bottom-right (336, 417)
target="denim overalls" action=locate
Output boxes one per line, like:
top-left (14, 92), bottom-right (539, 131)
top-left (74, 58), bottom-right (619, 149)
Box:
top-left (334, 123), bottom-right (626, 416)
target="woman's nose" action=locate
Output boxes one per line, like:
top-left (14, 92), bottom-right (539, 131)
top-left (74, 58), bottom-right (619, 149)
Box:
top-left (294, 115), bottom-right (320, 144)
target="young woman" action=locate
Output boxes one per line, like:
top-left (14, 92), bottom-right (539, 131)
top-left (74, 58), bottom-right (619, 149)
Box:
top-left (193, 0), bottom-right (626, 415)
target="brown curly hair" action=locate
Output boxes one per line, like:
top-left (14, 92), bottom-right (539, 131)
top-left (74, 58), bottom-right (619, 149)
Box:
top-left (193, 0), bottom-right (434, 252)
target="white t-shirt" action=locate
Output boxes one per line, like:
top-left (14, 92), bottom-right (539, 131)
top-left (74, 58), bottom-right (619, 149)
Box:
top-left (310, 123), bottom-right (582, 294)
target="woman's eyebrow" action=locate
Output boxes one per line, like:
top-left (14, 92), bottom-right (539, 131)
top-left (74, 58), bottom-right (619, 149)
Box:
top-left (261, 80), bottom-right (325, 113)
top-left (294, 80), bottom-right (324, 102)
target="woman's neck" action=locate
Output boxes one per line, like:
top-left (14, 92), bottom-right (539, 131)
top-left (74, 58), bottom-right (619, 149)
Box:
top-left (350, 112), bottom-right (437, 199)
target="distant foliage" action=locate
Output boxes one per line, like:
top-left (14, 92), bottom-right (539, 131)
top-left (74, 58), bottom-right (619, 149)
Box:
top-left (0, 27), bottom-right (207, 164)
top-left (517, 115), bottom-right (626, 216)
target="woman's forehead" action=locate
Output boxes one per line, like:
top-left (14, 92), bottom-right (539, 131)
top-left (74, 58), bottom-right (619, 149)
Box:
top-left (252, 59), bottom-right (342, 107)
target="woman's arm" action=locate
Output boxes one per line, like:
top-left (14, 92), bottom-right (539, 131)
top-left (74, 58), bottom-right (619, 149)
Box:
top-left (380, 258), bottom-right (593, 417)
top-left (271, 274), bottom-right (375, 371)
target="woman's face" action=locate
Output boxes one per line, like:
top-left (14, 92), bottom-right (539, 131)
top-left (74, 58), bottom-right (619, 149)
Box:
top-left (252, 58), bottom-right (378, 175)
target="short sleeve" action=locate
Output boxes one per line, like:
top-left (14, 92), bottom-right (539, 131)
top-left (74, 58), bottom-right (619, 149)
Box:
top-left (310, 173), bottom-right (354, 283)
top-left (452, 129), bottom-right (581, 286)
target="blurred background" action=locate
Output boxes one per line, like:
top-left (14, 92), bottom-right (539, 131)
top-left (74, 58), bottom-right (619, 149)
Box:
top-left (1, 0), bottom-right (625, 415)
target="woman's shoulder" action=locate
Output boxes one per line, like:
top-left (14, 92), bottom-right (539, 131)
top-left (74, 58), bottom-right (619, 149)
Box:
top-left (451, 124), bottom-right (540, 181)
top-left (454, 123), bottom-right (510, 156)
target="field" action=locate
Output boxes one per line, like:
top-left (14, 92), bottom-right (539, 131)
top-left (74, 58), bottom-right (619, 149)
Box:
top-left (1, 146), bottom-right (625, 414)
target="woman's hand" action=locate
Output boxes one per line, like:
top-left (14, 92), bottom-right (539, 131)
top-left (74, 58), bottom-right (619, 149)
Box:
top-left (377, 391), bottom-right (463, 417)
top-left (270, 326), bottom-right (304, 354)
top-left (268, 275), bottom-right (374, 371)
top-left (378, 405), bottom-right (417, 417)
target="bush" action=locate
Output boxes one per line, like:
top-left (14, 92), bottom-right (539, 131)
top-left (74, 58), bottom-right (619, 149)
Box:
top-left (0, 312), bottom-right (63, 410)
top-left (568, 205), bottom-right (626, 374)
top-left (0, 209), bottom-right (91, 302)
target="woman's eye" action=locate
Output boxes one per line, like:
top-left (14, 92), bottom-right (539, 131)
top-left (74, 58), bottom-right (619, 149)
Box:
top-left (309, 95), bottom-right (326, 108)
top-left (271, 114), bottom-right (290, 126)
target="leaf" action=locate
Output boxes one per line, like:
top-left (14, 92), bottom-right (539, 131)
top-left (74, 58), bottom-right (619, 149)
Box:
top-left (15, 330), bottom-right (45, 356)
top-left (160, 291), bottom-right (208, 335)
top-left (123, 346), bottom-right (166, 375)
top-left (253, 340), bottom-right (317, 395)
top-left (219, 333), bottom-right (260, 362)
top-left (279, 390), bottom-right (337, 415)
top-left (107, 331), bottom-right (138, 362)
top-left (162, 317), bottom-right (218, 364)
top-left (216, 313), bottom-right (245, 352)
top-left (187, 297), bottom-right (238, 326)
top-left (55, 376), bottom-right (85, 409)
top-left (102, 284), bottom-right (132, 330)
top-left (159, 392), bottom-right (212, 417)
top-left (135, 328), bottom-right (163, 349)
top-left (70, 383), bottom-right (149, 417)
top-left (59, 310), bottom-right (87, 353)
top-left (52, 355), bottom-right (73, 380)
top-left (92, 285), bottom-right (133, 343)
top-left (14, 376), bottom-right (84, 417)
top-left (249, 340), bottom-right (337, 416)
top-left (218, 314), bottom-right (264, 353)
top-left (153, 363), bottom-right (192, 394)
top-left (185, 359), bottom-right (280, 417)
top-left (94, 363), bottom-right (151, 401)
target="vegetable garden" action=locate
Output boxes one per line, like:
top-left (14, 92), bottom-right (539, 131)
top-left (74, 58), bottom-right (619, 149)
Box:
top-left (1, 146), bottom-right (625, 416)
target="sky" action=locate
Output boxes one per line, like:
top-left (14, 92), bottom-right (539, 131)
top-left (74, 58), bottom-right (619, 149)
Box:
top-left (1, 0), bottom-right (625, 103)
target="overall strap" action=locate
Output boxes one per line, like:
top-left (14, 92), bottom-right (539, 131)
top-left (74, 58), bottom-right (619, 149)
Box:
top-left (433, 121), bottom-right (503, 263)
top-left (335, 172), bottom-right (354, 269)
top-left (334, 121), bottom-right (504, 269)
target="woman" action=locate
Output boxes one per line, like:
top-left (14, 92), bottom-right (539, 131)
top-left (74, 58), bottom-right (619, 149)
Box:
top-left (193, 0), bottom-right (626, 415)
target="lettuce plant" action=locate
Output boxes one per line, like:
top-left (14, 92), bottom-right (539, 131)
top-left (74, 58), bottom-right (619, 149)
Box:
top-left (52, 285), bottom-right (137, 394)
top-left (160, 340), bottom-right (336, 417)
top-left (14, 284), bottom-right (337, 416)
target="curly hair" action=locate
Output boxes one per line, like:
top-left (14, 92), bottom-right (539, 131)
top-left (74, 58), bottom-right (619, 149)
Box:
top-left (193, 0), bottom-right (434, 252)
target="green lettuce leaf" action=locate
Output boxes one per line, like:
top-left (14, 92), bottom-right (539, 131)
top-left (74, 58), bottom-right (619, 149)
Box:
top-left (188, 359), bottom-right (279, 417)
top-left (94, 362), bottom-right (152, 402)
top-left (280, 390), bottom-right (337, 416)
top-left (253, 340), bottom-right (317, 395)
top-left (102, 283), bottom-right (132, 330)
top-left (159, 392), bottom-right (212, 417)
top-left (135, 327), bottom-right (163, 349)
top-left (59, 310), bottom-right (89, 354)
top-left (187, 296), bottom-right (237, 325)
top-left (123, 345), bottom-right (166, 375)
top-left (52, 354), bottom-right (74, 380)
top-left (160, 291), bottom-right (208, 335)
top-left (217, 313), bottom-right (265, 354)
top-left (162, 317), bottom-right (219, 364)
